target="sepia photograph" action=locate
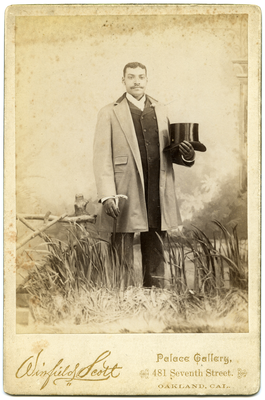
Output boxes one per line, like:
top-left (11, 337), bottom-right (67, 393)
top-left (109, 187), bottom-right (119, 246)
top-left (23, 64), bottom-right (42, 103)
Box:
top-left (4, 3), bottom-right (261, 396)
top-left (15, 8), bottom-right (249, 335)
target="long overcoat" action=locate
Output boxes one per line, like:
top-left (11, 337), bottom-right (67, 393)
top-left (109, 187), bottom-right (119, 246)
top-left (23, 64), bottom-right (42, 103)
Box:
top-left (93, 94), bottom-right (193, 233)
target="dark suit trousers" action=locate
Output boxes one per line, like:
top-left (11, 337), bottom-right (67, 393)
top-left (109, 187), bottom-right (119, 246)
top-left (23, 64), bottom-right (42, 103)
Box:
top-left (114, 229), bottom-right (166, 288)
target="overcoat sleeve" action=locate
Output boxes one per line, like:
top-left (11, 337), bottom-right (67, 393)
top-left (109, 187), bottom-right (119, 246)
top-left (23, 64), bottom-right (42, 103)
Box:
top-left (93, 106), bottom-right (117, 201)
top-left (170, 149), bottom-right (195, 167)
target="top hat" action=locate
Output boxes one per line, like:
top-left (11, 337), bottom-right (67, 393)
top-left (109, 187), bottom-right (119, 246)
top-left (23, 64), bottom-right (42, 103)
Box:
top-left (164, 123), bottom-right (207, 152)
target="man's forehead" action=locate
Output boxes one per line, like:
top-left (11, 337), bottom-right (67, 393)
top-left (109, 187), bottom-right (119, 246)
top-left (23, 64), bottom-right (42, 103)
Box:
top-left (125, 67), bottom-right (146, 76)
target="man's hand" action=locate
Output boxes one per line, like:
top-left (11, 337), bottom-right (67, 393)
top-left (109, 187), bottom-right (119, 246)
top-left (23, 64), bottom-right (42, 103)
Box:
top-left (103, 198), bottom-right (120, 219)
top-left (179, 140), bottom-right (195, 160)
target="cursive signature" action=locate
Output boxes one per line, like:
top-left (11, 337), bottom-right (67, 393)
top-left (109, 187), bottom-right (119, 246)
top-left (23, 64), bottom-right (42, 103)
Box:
top-left (15, 349), bottom-right (122, 390)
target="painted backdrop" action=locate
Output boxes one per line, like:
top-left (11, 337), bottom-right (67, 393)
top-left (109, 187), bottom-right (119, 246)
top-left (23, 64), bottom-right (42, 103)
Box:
top-left (15, 13), bottom-right (248, 237)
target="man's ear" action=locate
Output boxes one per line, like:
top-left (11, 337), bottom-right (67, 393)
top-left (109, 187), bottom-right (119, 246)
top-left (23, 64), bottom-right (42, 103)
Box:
top-left (122, 77), bottom-right (125, 85)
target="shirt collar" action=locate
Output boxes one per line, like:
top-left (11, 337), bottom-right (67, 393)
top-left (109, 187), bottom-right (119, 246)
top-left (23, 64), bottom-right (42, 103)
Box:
top-left (126, 92), bottom-right (146, 111)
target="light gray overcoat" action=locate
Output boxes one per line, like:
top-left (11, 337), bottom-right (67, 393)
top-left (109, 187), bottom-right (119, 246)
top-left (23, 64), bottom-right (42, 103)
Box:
top-left (93, 94), bottom-right (193, 233)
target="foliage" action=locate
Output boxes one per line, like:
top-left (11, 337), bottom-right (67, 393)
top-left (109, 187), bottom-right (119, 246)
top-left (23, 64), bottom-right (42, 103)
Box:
top-left (23, 286), bottom-right (247, 333)
top-left (167, 220), bottom-right (247, 295)
top-left (178, 173), bottom-right (247, 239)
top-left (22, 224), bottom-right (135, 298)
top-left (18, 220), bottom-right (248, 332)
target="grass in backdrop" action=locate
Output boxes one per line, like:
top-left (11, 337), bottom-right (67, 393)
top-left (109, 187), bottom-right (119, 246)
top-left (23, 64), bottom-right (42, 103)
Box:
top-left (17, 221), bottom-right (248, 333)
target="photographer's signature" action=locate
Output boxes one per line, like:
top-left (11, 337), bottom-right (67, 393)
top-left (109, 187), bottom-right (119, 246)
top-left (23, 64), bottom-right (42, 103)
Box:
top-left (15, 349), bottom-right (122, 390)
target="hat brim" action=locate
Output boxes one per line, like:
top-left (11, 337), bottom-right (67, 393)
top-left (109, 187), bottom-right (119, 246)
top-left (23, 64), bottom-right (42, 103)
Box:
top-left (164, 141), bottom-right (207, 153)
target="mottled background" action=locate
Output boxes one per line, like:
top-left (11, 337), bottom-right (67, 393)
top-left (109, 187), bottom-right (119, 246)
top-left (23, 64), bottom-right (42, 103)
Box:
top-left (15, 14), bottom-right (248, 237)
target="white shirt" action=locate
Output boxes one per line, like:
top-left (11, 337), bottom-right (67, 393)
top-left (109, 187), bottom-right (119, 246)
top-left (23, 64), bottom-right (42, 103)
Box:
top-left (126, 92), bottom-right (146, 111)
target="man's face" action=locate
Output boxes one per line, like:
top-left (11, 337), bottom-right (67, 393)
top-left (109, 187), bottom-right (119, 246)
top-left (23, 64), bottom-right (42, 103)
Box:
top-left (122, 67), bottom-right (148, 100)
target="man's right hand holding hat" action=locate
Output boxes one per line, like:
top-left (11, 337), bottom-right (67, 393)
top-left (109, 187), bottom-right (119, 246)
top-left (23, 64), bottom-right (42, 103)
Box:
top-left (179, 140), bottom-right (195, 161)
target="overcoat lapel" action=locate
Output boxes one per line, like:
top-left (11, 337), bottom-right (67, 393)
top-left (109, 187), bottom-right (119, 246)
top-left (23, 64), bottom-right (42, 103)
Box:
top-left (152, 102), bottom-right (167, 172)
top-left (113, 98), bottom-right (145, 188)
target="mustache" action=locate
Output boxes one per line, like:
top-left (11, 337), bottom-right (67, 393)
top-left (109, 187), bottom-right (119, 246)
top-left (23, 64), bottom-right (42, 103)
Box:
top-left (131, 86), bottom-right (144, 89)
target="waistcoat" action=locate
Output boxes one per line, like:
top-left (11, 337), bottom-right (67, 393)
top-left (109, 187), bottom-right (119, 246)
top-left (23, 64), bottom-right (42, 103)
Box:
top-left (127, 98), bottom-right (161, 229)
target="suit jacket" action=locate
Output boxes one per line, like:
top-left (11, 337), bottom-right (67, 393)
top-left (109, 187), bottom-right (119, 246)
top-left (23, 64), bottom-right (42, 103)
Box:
top-left (93, 93), bottom-right (193, 233)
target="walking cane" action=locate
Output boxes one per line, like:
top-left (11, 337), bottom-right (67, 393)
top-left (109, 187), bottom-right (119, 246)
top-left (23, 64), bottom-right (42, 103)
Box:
top-left (112, 194), bottom-right (128, 247)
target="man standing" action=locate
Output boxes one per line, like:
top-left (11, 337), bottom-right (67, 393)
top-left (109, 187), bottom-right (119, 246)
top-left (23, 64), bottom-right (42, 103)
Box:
top-left (93, 62), bottom-right (195, 287)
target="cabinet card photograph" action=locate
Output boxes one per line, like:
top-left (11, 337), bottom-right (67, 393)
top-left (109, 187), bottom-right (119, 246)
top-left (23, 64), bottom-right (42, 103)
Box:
top-left (4, 3), bottom-right (261, 396)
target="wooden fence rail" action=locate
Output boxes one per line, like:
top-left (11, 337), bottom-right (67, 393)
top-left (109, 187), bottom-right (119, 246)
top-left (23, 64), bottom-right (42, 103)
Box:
top-left (16, 213), bottom-right (96, 224)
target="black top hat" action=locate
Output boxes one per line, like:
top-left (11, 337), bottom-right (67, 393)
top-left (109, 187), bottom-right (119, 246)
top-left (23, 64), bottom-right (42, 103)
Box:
top-left (164, 123), bottom-right (207, 152)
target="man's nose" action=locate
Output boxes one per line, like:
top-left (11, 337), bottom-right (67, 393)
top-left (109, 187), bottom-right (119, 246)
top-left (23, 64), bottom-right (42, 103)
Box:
top-left (134, 77), bottom-right (140, 85)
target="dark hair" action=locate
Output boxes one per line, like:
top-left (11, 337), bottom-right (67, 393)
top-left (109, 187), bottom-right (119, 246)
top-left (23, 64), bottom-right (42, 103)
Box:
top-left (123, 62), bottom-right (147, 76)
